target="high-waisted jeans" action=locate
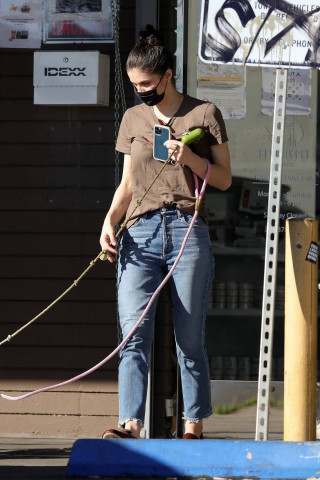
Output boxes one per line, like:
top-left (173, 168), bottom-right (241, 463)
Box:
top-left (117, 207), bottom-right (214, 427)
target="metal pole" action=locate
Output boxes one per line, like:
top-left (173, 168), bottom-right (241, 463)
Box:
top-left (284, 218), bottom-right (318, 441)
top-left (175, 0), bottom-right (185, 94)
top-left (144, 345), bottom-right (154, 439)
top-left (175, 365), bottom-right (184, 438)
top-left (255, 68), bottom-right (288, 441)
top-left (134, 0), bottom-right (159, 436)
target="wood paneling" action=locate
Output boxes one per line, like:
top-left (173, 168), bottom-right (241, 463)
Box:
top-left (0, 346), bottom-right (119, 370)
top-left (0, 33), bottom-right (129, 435)
top-left (0, 414), bottom-right (119, 437)
top-left (0, 301), bottom-right (118, 325)
top-left (0, 212), bottom-right (104, 232)
top-left (0, 1), bottom-right (177, 438)
top-left (0, 144), bottom-right (118, 166)
top-left (0, 369), bottom-right (119, 391)
top-left (0, 166), bottom-right (115, 188)
top-left (0, 391), bottom-right (119, 416)
top-left (0, 323), bottom-right (118, 347)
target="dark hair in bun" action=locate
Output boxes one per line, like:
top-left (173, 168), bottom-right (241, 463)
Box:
top-left (126, 24), bottom-right (174, 75)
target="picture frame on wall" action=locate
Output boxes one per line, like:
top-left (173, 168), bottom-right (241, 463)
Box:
top-left (43, 0), bottom-right (114, 43)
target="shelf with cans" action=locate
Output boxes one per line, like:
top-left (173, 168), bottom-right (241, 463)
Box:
top-left (204, 182), bottom-right (288, 382)
top-left (209, 355), bottom-right (284, 381)
top-left (205, 278), bottom-right (285, 380)
top-left (204, 250), bottom-right (286, 381)
top-left (207, 280), bottom-right (284, 313)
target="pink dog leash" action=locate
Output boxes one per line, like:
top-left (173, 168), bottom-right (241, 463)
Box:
top-left (0, 159), bottom-right (211, 401)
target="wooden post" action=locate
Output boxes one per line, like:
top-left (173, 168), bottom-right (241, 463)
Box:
top-left (284, 218), bottom-right (318, 441)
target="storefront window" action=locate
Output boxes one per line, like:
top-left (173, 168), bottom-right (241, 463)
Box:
top-left (187, 0), bottom-right (319, 439)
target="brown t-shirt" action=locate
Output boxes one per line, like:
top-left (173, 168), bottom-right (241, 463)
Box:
top-left (116, 95), bottom-right (228, 226)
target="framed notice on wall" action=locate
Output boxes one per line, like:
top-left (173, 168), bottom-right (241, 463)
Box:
top-left (43, 0), bottom-right (114, 43)
top-left (0, 0), bottom-right (42, 48)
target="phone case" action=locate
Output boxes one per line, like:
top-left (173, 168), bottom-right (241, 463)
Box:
top-left (153, 125), bottom-right (171, 162)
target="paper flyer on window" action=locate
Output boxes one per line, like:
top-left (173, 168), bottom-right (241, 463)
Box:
top-left (0, 0), bottom-right (41, 48)
top-left (197, 60), bottom-right (246, 119)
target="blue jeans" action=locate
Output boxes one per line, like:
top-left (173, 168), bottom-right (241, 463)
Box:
top-left (117, 207), bottom-right (214, 427)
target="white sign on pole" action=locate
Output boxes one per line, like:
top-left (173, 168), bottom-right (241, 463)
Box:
top-left (262, 68), bottom-right (311, 114)
top-left (199, 0), bottom-right (320, 68)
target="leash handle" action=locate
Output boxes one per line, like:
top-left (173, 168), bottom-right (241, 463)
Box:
top-left (181, 128), bottom-right (204, 145)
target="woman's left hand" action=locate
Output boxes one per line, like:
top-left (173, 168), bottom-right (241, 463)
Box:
top-left (164, 140), bottom-right (197, 167)
top-left (165, 140), bottom-right (232, 191)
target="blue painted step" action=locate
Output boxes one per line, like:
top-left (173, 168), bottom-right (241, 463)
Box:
top-left (66, 438), bottom-right (320, 479)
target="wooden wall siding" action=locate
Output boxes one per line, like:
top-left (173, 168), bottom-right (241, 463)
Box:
top-left (0, 1), bottom-right (177, 438)
top-left (0, 2), bottom-right (134, 437)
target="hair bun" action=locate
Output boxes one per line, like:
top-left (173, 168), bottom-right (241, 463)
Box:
top-left (139, 24), bottom-right (164, 46)
top-left (127, 24), bottom-right (173, 74)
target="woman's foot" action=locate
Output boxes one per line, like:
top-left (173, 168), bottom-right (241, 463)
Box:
top-left (182, 432), bottom-right (204, 439)
top-left (183, 419), bottom-right (203, 439)
top-left (102, 428), bottom-right (137, 439)
top-left (102, 420), bottom-right (142, 439)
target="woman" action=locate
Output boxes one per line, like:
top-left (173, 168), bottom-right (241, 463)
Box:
top-left (100, 25), bottom-right (231, 439)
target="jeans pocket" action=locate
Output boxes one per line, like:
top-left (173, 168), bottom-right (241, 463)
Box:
top-left (128, 214), bottom-right (147, 229)
top-left (179, 211), bottom-right (206, 228)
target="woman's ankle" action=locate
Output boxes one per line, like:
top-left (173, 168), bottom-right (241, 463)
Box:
top-left (184, 420), bottom-right (203, 437)
top-left (125, 420), bottom-right (142, 438)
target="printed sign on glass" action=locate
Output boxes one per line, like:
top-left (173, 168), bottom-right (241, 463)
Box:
top-left (43, 0), bottom-right (114, 43)
top-left (199, 0), bottom-right (320, 68)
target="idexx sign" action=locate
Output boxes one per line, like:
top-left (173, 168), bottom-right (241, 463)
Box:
top-left (44, 67), bottom-right (87, 77)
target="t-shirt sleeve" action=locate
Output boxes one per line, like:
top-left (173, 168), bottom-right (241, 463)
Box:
top-left (203, 103), bottom-right (228, 145)
top-left (116, 110), bottom-right (132, 154)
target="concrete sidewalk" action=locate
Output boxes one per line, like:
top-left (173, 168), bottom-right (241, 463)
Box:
top-left (0, 436), bottom-right (74, 479)
top-left (0, 406), bottom-right (283, 479)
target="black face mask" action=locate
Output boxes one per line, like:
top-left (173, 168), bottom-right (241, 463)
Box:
top-left (134, 73), bottom-right (167, 106)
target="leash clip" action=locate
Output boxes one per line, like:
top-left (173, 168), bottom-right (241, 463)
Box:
top-left (195, 197), bottom-right (202, 212)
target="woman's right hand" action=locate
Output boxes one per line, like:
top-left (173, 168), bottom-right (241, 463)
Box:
top-left (99, 154), bottom-right (133, 263)
top-left (100, 219), bottom-right (118, 263)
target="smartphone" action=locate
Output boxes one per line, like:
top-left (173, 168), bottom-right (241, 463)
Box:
top-left (153, 125), bottom-right (171, 162)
